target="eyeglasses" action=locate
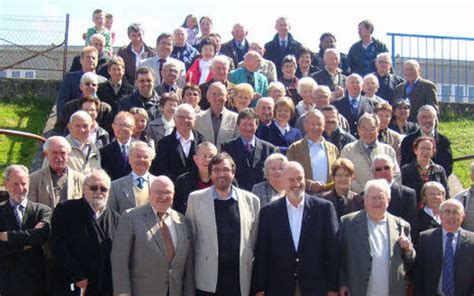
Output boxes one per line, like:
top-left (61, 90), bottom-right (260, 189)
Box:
top-left (374, 165), bottom-right (391, 172)
top-left (211, 167), bottom-right (233, 174)
top-left (88, 185), bottom-right (109, 193)
top-left (84, 82), bottom-right (98, 87)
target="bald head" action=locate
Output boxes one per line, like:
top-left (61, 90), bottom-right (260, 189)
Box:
top-left (149, 176), bottom-right (175, 214)
top-left (282, 161), bottom-right (305, 202)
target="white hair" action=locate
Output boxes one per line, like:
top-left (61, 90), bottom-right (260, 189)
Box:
top-left (297, 77), bottom-right (318, 94)
top-left (3, 164), bottom-right (29, 180)
top-left (371, 154), bottom-right (394, 170)
top-left (324, 48), bottom-right (340, 60)
top-left (175, 103), bottom-right (196, 117)
top-left (69, 110), bottom-right (92, 124)
top-left (129, 140), bottom-right (156, 160)
top-left (80, 72), bottom-right (99, 84)
top-left (43, 136), bottom-right (72, 153)
top-left (268, 81), bottom-right (285, 93)
top-left (363, 73), bottom-right (379, 88)
top-left (364, 179), bottom-right (391, 199)
top-left (347, 73), bottom-right (363, 85)
top-left (263, 153), bottom-right (288, 178)
top-left (256, 97), bottom-right (275, 108)
top-left (211, 55), bottom-right (230, 69)
top-left (417, 105), bottom-right (438, 121)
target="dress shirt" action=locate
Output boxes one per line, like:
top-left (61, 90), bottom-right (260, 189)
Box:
top-left (162, 117), bottom-right (175, 136)
top-left (212, 185), bottom-right (238, 201)
top-left (131, 45), bottom-right (146, 70)
top-left (279, 37), bottom-right (288, 48)
top-left (348, 95), bottom-right (361, 114)
top-left (325, 66), bottom-right (341, 85)
top-left (423, 206), bottom-right (442, 224)
top-left (131, 171), bottom-right (150, 188)
top-left (307, 137), bottom-right (329, 183)
top-left (240, 136), bottom-right (256, 149)
top-left (366, 214), bottom-right (390, 296)
top-left (118, 138), bottom-right (133, 155)
top-left (150, 205), bottom-right (178, 250)
top-left (438, 228), bottom-right (460, 295)
top-left (286, 195), bottom-right (305, 250)
top-left (9, 197), bottom-right (28, 224)
top-left (109, 79), bottom-right (122, 95)
top-left (71, 137), bottom-right (91, 157)
top-left (211, 110), bottom-right (224, 142)
top-left (176, 130), bottom-right (195, 157)
top-left (275, 122), bottom-right (290, 135)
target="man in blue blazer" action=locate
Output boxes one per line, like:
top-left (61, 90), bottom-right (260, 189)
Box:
top-left (229, 51), bottom-right (268, 100)
top-left (252, 161), bottom-right (340, 296)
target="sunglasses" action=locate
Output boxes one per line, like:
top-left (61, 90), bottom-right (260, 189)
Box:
top-left (374, 165), bottom-right (391, 172)
top-left (84, 82), bottom-right (98, 87)
top-left (88, 185), bottom-right (109, 193)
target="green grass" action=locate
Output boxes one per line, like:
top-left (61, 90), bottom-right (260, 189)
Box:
top-left (438, 112), bottom-right (474, 188)
top-left (0, 98), bottom-right (52, 183)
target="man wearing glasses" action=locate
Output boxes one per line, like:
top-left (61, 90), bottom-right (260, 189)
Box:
top-left (51, 169), bottom-right (120, 296)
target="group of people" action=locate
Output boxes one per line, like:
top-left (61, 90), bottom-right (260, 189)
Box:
top-left (1, 10), bottom-right (474, 296)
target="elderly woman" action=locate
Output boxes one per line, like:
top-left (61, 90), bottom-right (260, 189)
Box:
top-left (267, 81), bottom-right (286, 101)
top-left (182, 83), bottom-right (202, 113)
top-left (251, 153), bottom-right (288, 206)
top-left (320, 158), bottom-right (364, 219)
top-left (295, 47), bottom-right (318, 78)
top-left (388, 98), bottom-right (418, 135)
top-left (144, 92), bottom-right (180, 147)
top-left (278, 55), bottom-right (300, 104)
top-left (294, 77), bottom-right (318, 119)
top-left (416, 181), bottom-right (446, 237)
top-left (231, 83), bottom-right (254, 113)
top-left (375, 102), bottom-right (402, 163)
top-left (264, 97), bottom-right (302, 154)
top-left (129, 107), bottom-right (154, 149)
top-left (401, 136), bottom-right (449, 206)
top-left (186, 37), bottom-right (217, 85)
top-left (80, 96), bottom-right (109, 148)
top-left (362, 73), bottom-right (386, 104)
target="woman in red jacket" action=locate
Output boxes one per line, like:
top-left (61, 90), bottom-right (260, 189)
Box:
top-left (185, 37), bottom-right (216, 85)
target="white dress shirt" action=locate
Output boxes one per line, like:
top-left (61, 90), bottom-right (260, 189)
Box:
top-left (176, 130), bottom-right (195, 157)
top-left (367, 214), bottom-right (390, 296)
top-left (307, 138), bottom-right (329, 183)
top-left (286, 195), bottom-right (305, 250)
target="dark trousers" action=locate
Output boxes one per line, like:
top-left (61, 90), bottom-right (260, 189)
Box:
top-left (196, 288), bottom-right (241, 296)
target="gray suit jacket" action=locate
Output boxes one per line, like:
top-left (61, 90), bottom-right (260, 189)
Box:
top-left (107, 173), bottom-right (157, 215)
top-left (340, 210), bottom-right (416, 296)
top-left (185, 187), bottom-right (260, 295)
top-left (111, 204), bottom-right (194, 296)
top-left (194, 108), bottom-right (239, 150)
top-left (28, 166), bottom-right (83, 208)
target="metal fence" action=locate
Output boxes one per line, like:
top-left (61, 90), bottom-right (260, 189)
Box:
top-left (0, 14), bottom-right (69, 79)
top-left (387, 32), bottom-right (474, 103)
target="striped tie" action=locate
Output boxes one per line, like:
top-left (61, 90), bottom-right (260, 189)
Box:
top-left (442, 232), bottom-right (455, 296)
top-left (14, 204), bottom-right (24, 229)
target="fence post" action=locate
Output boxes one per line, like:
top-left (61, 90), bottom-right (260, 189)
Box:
top-left (63, 13), bottom-right (70, 78)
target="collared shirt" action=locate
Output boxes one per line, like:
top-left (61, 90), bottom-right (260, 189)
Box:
top-left (275, 121), bottom-right (290, 136)
top-left (307, 137), bottom-right (328, 183)
top-left (279, 37), bottom-right (288, 47)
top-left (131, 171), bottom-right (150, 188)
top-left (150, 205), bottom-right (178, 249)
top-left (212, 185), bottom-right (238, 201)
top-left (131, 44), bottom-right (145, 70)
top-left (240, 136), bottom-right (256, 149)
top-left (324, 66), bottom-right (341, 85)
top-left (421, 130), bottom-right (436, 138)
top-left (438, 228), bottom-right (460, 295)
top-left (117, 137), bottom-right (133, 156)
top-left (286, 195), bottom-right (305, 250)
top-left (176, 130), bottom-right (195, 157)
top-left (211, 110), bottom-right (224, 142)
top-left (367, 214), bottom-right (390, 296)
top-left (71, 137), bottom-right (91, 157)
top-left (162, 117), bottom-right (175, 136)
top-left (108, 79), bottom-right (122, 95)
top-left (423, 206), bottom-right (441, 224)
top-left (9, 197), bottom-right (28, 224)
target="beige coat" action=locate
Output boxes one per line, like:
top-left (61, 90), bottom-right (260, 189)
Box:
top-left (65, 135), bottom-right (101, 174)
top-left (194, 108), bottom-right (239, 150)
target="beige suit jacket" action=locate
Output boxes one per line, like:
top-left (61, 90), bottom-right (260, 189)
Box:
top-left (287, 137), bottom-right (339, 192)
top-left (108, 173), bottom-right (157, 215)
top-left (65, 135), bottom-right (101, 174)
top-left (185, 187), bottom-right (260, 295)
top-left (28, 166), bottom-right (83, 208)
top-left (194, 108), bottom-right (239, 149)
top-left (340, 140), bottom-right (401, 193)
top-left (111, 204), bottom-right (194, 296)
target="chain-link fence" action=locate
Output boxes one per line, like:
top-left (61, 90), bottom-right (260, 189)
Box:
top-left (0, 14), bottom-right (69, 80)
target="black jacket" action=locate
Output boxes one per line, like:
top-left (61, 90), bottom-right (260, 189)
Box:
top-left (264, 33), bottom-right (302, 79)
top-left (96, 80), bottom-right (134, 114)
top-left (117, 91), bottom-right (161, 121)
top-left (100, 140), bottom-right (132, 181)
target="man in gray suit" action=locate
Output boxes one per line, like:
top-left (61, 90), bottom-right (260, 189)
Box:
top-left (339, 178), bottom-right (416, 296)
top-left (415, 199), bottom-right (474, 296)
top-left (107, 141), bottom-right (156, 214)
top-left (112, 175), bottom-right (194, 296)
top-left (186, 152), bottom-right (260, 296)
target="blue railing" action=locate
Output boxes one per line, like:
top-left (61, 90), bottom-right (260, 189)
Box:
top-left (387, 33), bottom-right (474, 103)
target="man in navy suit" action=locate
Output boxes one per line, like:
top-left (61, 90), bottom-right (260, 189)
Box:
top-left (252, 161), bottom-right (340, 296)
top-left (332, 73), bottom-right (376, 137)
top-left (221, 108), bottom-right (277, 191)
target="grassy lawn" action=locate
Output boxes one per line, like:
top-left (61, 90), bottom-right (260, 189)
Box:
top-left (439, 112), bottom-right (474, 188)
top-left (0, 98), bottom-right (52, 183)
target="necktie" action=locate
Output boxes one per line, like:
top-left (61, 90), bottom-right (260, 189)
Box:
top-left (158, 58), bottom-right (166, 83)
top-left (247, 72), bottom-right (255, 88)
top-left (158, 212), bottom-right (176, 263)
top-left (121, 144), bottom-right (128, 164)
top-left (336, 196), bottom-right (345, 218)
top-left (137, 177), bottom-right (144, 189)
top-left (245, 142), bottom-right (253, 153)
top-left (442, 232), bottom-right (455, 296)
top-left (14, 204), bottom-right (24, 228)
top-left (280, 39), bottom-right (286, 48)
top-left (350, 99), bottom-right (358, 115)
top-left (366, 144), bottom-right (375, 156)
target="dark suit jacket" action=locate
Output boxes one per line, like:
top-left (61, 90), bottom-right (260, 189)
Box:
top-left (96, 80), bottom-right (134, 114)
top-left (252, 195), bottom-right (340, 295)
top-left (117, 90), bottom-right (161, 121)
top-left (264, 33), bottom-right (302, 78)
top-left (151, 128), bottom-right (204, 181)
top-left (400, 129), bottom-right (453, 176)
top-left (100, 140), bottom-right (132, 181)
top-left (220, 38), bottom-right (249, 66)
top-left (51, 198), bottom-right (120, 296)
top-left (0, 199), bottom-right (51, 296)
top-left (117, 43), bottom-right (155, 85)
top-left (394, 77), bottom-right (438, 122)
top-left (199, 79), bottom-right (235, 110)
top-left (331, 95), bottom-right (376, 137)
top-left (260, 122), bottom-right (302, 154)
top-left (56, 70), bottom-right (84, 118)
top-left (374, 72), bottom-right (405, 103)
top-left (221, 137), bottom-right (277, 191)
top-left (388, 183), bottom-right (418, 238)
top-left (415, 227), bottom-right (474, 296)
top-left (320, 189), bottom-right (364, 220)
top-left (310, 68), bottom-right (346, 91)
top-left (415, 208), bottom-right (441, 243)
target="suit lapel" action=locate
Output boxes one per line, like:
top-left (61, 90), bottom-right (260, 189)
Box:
top-left (200, 190), bottom-right (219, 255)
top-left (172, 131), bottom-right (187, 168)
top-left (387, 214), bottom-right (400, 259)
top-left (301, 138), bottom-right (313, 179)
top-left (21, 201), bottom-right (34, 228)
top-left (277, 197), bottom-right (297, 253)
top-left (237, 189), bottom-right (250, 252)
top-left (143, 204), bottom-right (168, 258)
top-left (297, 196), bottom-right (313, 253)
top-left (204, 110), bottom-right (215, 143)
top-left (252, 139), bottom-right (263, 169)
top-left (122, 175), bottom-right (136, 207)
top-left (42, 167), bottom-right (55, 206)
top-left (355, 141), bottom-right (372, 167)
top-left (355, 212), bottom-right (371, 255)
top-left (169, 210), bottom-right (186, 263)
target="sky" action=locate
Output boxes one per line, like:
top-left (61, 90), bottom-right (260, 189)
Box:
top-left (1, 0), bottom-right (473, 55)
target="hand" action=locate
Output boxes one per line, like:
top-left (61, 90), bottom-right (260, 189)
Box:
top-left (23, 245), bottom-right (32, 251)
top-left (332, 86), bottom-right (344, 100)
top-left (253, 93), bottom-right (262, 100)
top-left (327, 292), bottom-right (338, 296)
top-left (75, 279), bottom-right (88, 289)
top-left (339, 286), bottom-right (350, 296)
top-left (311, 181), bottom-right (326, 193)
top-left (397, 236), bottom-right (413, 253)
top-left (0, 232), bottom-right (7, 242)
top-left (255, 292), bottom-right (265, 296)
top-left (34, 222), bottom-right (45, 229)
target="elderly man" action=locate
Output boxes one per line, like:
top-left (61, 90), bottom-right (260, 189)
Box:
top-left (186, 152), bottom-right (260, 296)
top-left (155, 60), bottom-right (183, 97)
top-left (118, 67), bottom-right (161, 121)
top-left (373, 53), bottom-right (405, 103)
top-left (332, 73), bottom-right (376, 137)
top-left (65, 111), bottom-right (101, 174)
top-left (100, 111), bottom-right (135, 180)
top-left (371, 154), bottom-right (417, 237)
top-left (139, 33), bottom-right (186, 87)
top-left (311, 48), bottom-right (346, 100)
top-left (221, 23), bottom-right (250, 66)
top-left (194, 82), bottom-right (239, 148)
top-left (287, 109), bottom-right (339, 194)
top-left (152, 103), bottom-right (204, 181)
top-left (107, 141), bottom-right (156, 214)
top-left (255, 97), bottom-right (275, 139)
top-left (264, 17), bottom-right (302, 78)
top-left (252, 161), bottom-right (340, 296)
top-left (51, 169), bottom-right (119, 295)
top-left (340, 113), bottom-right (400, 193)
top-left (415, 199), bottom-right (474, 296)
top-left (400, 105), bottom-right (453, 176)
top-left (56, 46), bottom-right (100, 118)
top-left (117, 23), bottom-right (156, 85)
top-left (171, 27), bottom-right (199, 70)
top-left (321, 105), bottom-right (356, 151)
top-left (394, 59), bottom-right (438, 121)
top-left (221, 108), bottom-right (277, 191)
top-left (339, 179), bottom-right (415, 296)
top-left (29, 136), bottom-right (84, 208)
top-left (312, 32), bottom-right (350, 75)
top-left (347, 19), bottom-right (389, 76)
top-left (229, 51), bottom-right (269, 100)
top-left (112, 176), bottom-right (194, 296)
top-left (0, 165), bottom-right (51, 296)
top-left (455, 162), bottom-right (474, 231)
top-left (199, 55), bottom-right (235, 110)
top-left (238, 42), bottom-right (277, 83)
